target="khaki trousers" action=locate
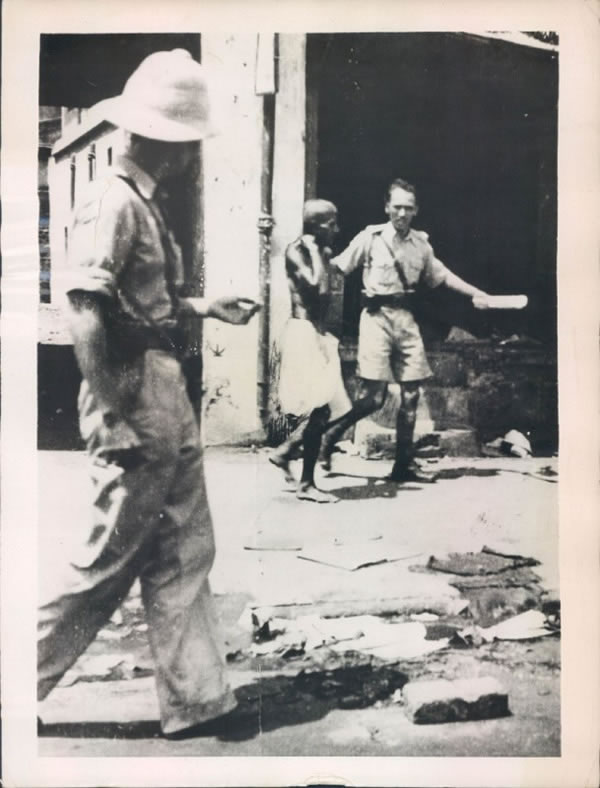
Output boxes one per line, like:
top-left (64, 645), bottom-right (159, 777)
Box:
top-left (38, 351), bottom-right (236, 735)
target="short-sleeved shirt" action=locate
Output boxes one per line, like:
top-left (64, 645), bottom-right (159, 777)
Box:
top-left (66, 155), bottom-right (184, 324)
top-left (332, 222), bottom-right (449, 298)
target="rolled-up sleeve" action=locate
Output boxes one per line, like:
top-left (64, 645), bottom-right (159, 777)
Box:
top-left (331, 230), bottom-right (369, 275)
top-left (65, 181), bottom-right (136, 300)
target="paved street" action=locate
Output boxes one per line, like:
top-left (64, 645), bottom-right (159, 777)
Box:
top-left (38, 447), bottom-right (560, 756)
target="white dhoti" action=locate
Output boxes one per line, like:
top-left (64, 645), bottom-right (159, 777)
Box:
top-left (278, 318), bottom-right (351, 420)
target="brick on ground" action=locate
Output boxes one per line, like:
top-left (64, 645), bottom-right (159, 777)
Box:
top-left (402, 676), bottom-right (509, 724)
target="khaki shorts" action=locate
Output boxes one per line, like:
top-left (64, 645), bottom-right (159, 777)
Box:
top-left (358, 305), bottom-right (432, 383)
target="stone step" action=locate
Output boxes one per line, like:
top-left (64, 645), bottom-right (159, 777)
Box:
top-left (355, 422), bottom-right (479, 459)
top-left (402, 676), bottom-right (510, 724)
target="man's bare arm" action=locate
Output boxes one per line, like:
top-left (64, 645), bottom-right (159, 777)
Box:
top-left (442, 269), bottom-right (488, 300)
top-left (286, 238), bottom-right (325, 289)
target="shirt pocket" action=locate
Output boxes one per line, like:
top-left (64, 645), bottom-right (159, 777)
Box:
top-left (368, 243), bottom-right (400, 287)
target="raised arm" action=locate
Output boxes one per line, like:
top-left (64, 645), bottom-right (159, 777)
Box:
top-left (285, 236), bottom-right (326, 289)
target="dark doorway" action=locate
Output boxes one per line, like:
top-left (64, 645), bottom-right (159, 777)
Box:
top-left (307, 33), bottom-right (558, 344)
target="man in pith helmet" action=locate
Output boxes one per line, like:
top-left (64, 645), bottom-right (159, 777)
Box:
top-left (38, 49), bottom-right (260, 738)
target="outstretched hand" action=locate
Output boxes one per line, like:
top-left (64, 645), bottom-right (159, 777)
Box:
top-left (208, 296), bottom-right (262, 325)
top-left (472, 291), bottom-right (492, 310)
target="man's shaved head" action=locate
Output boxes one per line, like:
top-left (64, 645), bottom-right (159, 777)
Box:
top-left (303, 199), bottom-right (337, 232)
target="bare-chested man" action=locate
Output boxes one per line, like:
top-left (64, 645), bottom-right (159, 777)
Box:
top-left (270, 200), bottom-right (351, 503)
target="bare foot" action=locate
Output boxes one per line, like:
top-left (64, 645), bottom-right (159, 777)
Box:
top-left (296, 484), bottom-right (338, 503)
top-left (268, 454), bottom-right (295, 485)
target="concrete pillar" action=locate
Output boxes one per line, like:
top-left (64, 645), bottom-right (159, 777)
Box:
top-left (200, 34), bottom-right (265, 444)
top-left (269, 34), bottom-right (307, 351)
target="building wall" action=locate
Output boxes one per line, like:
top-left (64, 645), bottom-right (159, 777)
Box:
top-left (199, 34), bottom-right (269, 444)
top-left (39, 34), bottom-right (558, 454)
top-left (48, 120), bottom-right (120, 302)
top-left (44, 36), bottom-right (306, 444)
top-left (193, 33), bottom-right (308, 444)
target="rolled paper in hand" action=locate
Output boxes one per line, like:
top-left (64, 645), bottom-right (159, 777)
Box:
top-left (473, 294), bottom-right (528, 310)
top-left (238, 298), bottom-right (262, 311)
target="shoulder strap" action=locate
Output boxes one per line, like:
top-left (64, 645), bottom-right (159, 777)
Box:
top-left (115, 174), bottom-right (181, 302)
top-left (111, 174), bottom-right (180, 355)
top-left (376, 232), bottom-right (412, 292)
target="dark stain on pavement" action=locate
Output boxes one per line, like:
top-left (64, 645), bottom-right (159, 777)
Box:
top-left (39, 664), bottom-right (408, 743)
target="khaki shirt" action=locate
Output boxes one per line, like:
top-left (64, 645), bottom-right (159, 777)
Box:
top-left (332, 222), bottom-right (449, 298)
top-left (66, 155), bottom-right (184, 324)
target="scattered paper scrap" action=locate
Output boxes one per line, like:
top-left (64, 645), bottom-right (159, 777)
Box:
top-left (410, 612), bottom-right (440, 623)
top-left (367, 637), bottom-right (449, 661)
top-left (479, 609), bottom-right (556, 641)
top-left (298, 543), bottom-right (421, 571)
top-left (330, 620), bottom-right (448, 660)
top-left (243, 538), bottom-right (303, 551)
top-left (427, 549), bottom-right (539, 576)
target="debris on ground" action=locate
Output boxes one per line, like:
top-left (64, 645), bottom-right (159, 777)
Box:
top-left (451, 609), bottom-right (558, 648)
top-left (309, 618), bottom-right (440, 659)
top-left (478, 609), bottom-right (557, 641)
top-left (402, 676), bottom-right (509, 724)
top-left (236, 613), bottom-right (450, 662)
top-left (297, 543), bottom-right (421, 571)
top-left (484, 430), bottom-right (532, 458)
top-left (295, 663), bottom-right (408, 710)
top-left (249, 632), bottom-right (307, 658)
top-left (57, 652), bottom-right (153, 687)
top-left (540, 594), bottom-right (561, 628)
top-left (496, 333), bottom-right (541, 347)
top-left (427, 547), bottom-right (539, 576)
top-left (526, 465), bottom-right (559, 483)
top-left (445, 326), bottom-right (482, 343)
top-left (98, 626), bottom-right (133, 641)
top-left (536, 465), bottom-right (558, 478)
top-left (460, 585), bottom-right (543, 628)
top-left (243, 533), bottom-right (303, 551)
top-left (242, 614), bottom-right (370, 658)
top-left (410, 612), bottom-right (440, 623)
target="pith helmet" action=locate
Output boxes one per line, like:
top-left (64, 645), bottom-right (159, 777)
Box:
top-left (94, 49), bottom-right (216, 142)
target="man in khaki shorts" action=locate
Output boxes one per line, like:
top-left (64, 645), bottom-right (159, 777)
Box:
top-left (321, 178), bottom-right (489, 483)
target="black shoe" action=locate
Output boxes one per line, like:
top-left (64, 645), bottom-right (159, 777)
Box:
top-left (389, 462), bottom-right (438, 484)
top-left (163, 707), bottom-right (254, 740)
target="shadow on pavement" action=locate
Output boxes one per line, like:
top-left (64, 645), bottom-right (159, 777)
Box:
top-left (326, 473), bottom-right (423, 500)
top-left (39, 719), bottom-right (162, 739)
top-left (435, 467), bottom-right (500, 480)
top-left (39, 664), bottom-right (408, 743)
